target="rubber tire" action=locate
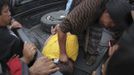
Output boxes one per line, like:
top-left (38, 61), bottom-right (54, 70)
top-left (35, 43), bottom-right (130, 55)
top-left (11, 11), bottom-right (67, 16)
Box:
top-left (40, 10), bottom-right (66, 33)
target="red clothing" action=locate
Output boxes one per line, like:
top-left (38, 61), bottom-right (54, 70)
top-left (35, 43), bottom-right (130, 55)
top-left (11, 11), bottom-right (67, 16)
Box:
top-left (7, 57), bottom-right (22, 75)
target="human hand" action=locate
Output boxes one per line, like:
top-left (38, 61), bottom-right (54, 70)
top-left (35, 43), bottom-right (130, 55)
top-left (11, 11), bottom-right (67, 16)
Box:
top-left (51, 24), bottom-right (60, 35)
top-left (29, 57), bottom-right (59, 75)
top-left (108, 41), bottom-right (119, 57)
top-left (22, 42), bottom-right (36, 64)
top-left (11, 19), bottom-right (22, 29)
top-left (51, 26), bottom-right (57, 35)
top-left (59, 53), bottom-right (68, 63)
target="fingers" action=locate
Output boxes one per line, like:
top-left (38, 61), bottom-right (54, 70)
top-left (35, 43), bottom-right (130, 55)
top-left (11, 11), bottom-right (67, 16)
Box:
top-left (48, 67), bottom-right (59, 74)
top-left (56, 24), bottom-right (60, 27)
top-left (51, 24), bottom-right (60, 35)
top-left (23, 41), bottom-right (37, 63)
top-left (108, 41), bottom-right (119, 57)
top-left (51, 26), bottom-right (57, 35)
top-left (31, 57), bottom-right (60, 75)
top-left (48, 61), bottom-right (57, 68)
top-left (11, 20), bottom-right (22, 28)
top-left (51, 26), bottom-right (53, 30)
top-left (44, 58), bottom-right (59, 74)
top-left (36, 56), bottom-right (50, 63)
top-left (24, 41), bottom-right (36, 51)
top-left (108, 41), bottom-right (113, 56)
top-left (37, 57), bottom-right (57, 68)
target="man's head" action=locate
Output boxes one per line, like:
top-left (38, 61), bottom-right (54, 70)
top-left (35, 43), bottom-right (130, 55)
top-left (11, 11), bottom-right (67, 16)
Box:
top-left (100, 0), bottom-right (132, 27)
top-left (0, 0), bottom-right (11, 26)
top-left (106, 0), bottom-right (132, 26)
top-left (100, 0), bottom-right (132, 40)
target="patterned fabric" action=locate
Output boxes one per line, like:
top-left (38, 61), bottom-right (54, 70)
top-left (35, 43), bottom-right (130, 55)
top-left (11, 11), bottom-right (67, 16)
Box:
top-left (74, 26), bottom-right (113, 73)
top-left (85, 25), bottom-right (103, 55)
top-left (60, 0), bottom-right (108, 35)
top-left (72, 0), bottom-right (84, 7)
top-left (84, 25), bottom-right (103, 65)
top-left (60, 0), bottom-right (98, 34)
top-left (59, 0), bottom-right (109, 67)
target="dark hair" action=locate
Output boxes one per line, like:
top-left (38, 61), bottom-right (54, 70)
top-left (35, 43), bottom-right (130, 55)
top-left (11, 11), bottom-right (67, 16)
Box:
top-left (109, 12), bottom-right (133, 40)
top-left (0, 0), bottom-right (9, 15)
top-left (106, 0), bottom-right (133, 40)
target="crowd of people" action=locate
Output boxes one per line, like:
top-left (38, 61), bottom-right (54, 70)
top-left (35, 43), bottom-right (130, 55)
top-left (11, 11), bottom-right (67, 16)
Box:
top-left (0, 0), bottom-right (134, 75)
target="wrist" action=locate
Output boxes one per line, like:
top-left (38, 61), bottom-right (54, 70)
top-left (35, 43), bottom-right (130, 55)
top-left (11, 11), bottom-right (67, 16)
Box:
top-left (29, 67), bottom-right (35, 75)
top-left (20, 57), bottom-right (30, 64)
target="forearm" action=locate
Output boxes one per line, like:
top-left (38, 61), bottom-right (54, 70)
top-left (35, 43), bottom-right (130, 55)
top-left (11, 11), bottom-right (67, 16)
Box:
top-left (57, 26), bottom-right (67, 54)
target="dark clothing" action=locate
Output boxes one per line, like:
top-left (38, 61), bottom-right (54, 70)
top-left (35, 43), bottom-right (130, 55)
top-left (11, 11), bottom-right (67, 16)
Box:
top-left (0, 26), bottom-right (23, 72)
top-left (106, 23), bottom-right (134, 75)
top-left (84, 24), bottom-right (106, 72)
top-left (84, 25), bottom-right (103, 64)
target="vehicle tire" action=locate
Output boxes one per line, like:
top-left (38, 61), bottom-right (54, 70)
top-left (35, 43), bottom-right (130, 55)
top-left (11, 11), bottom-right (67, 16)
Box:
top-left (40, 10), bottom-right (66, 33)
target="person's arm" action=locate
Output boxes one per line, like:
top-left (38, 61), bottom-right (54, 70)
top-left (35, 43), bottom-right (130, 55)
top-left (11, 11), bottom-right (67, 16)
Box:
top-left (60, 0), bottom-right (108, 34)
top-left (57, 0), bottom-right (108, 62)
top-left (10, 18), bottom-right (22, 29)
top-left (21, 42), bottom-right (36, 64)
top-left (57, 25), bottom-right (68, 63)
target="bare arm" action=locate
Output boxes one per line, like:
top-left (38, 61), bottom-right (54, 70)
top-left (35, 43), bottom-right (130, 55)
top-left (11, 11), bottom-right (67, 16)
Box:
top-left (57, 0), bottom-right (108, 62)
top-left (57, 25), bottom-right (68, 63)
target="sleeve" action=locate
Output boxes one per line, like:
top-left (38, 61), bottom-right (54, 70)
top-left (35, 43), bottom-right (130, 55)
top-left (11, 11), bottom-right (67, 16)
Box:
top-left (10, 58), bottom-right (29, 75)
top-left (60, 0), bottom-right (108, 35)
top-left (11, 37), bottom-right (23, 57)
top-left (20, 60), bottom-right (29, 75)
